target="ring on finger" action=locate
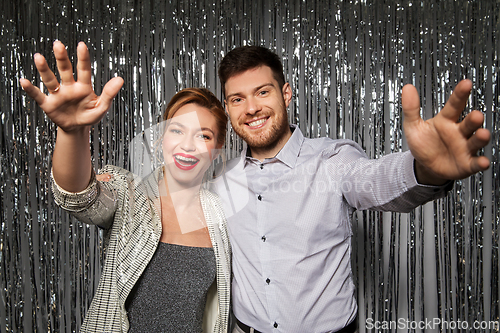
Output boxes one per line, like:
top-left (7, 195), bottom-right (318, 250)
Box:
top-left (52, 85), bottom-right (61, 93)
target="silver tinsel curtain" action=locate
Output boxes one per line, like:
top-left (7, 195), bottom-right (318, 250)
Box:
top-left (1, 0), bottom-right (499, 332)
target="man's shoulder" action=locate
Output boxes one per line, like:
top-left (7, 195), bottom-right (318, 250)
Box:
top-left (226, 155), bottom-right (242, 169)
top-left (300, 136), bottom-right (365, 158)
top-left (214, 155), bottom-right (243, 177)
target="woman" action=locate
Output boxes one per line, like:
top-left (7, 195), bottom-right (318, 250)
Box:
top-left (20, 41), bottom-right (230, 332)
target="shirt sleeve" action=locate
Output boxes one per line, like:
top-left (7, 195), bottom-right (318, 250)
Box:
top-left (323, 140), bottom-right (452, 212)
top-left (51, 167), bottom-right (118, 229)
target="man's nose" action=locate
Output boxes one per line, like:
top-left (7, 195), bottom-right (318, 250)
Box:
top-left (246, 96), bottom-right (261, 115)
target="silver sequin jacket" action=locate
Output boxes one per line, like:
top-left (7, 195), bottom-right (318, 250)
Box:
top-left (51, 165), bottom-right (231, 333)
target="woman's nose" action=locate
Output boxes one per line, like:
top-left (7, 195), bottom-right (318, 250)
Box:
top-left (180, 135), bottom-right (196, 152)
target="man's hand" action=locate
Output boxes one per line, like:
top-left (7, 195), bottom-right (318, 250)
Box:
top-left (19, 41), bottom-right (123, 132)
top-left (402, 79), bottom-right (491, 185)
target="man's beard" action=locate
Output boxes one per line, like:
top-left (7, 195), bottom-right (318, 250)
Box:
top-left (231, 110), bottom-right (289, 151)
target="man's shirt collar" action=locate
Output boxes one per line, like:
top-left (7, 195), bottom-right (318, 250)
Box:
top-left (241, 124), bottom-right (304, 169)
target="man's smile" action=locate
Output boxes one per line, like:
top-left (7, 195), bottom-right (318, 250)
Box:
top-left (246, 117), bottom-right (269, 129)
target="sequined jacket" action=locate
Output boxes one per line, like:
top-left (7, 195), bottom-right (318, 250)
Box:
top-left (51, 165), bottom-right (231, 333)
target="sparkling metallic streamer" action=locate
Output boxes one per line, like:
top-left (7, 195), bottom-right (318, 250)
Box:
top-left (1, 0), bottom-right (499, 332)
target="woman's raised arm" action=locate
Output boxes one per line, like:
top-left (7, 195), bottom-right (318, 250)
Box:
top-left (20, 41), bottom-right (123, 192)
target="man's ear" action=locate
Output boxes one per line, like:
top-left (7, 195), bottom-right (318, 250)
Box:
top-left (282, 83), bottom-right (292, 108)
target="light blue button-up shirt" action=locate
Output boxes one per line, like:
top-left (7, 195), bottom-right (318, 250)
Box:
top-left (212, 125), bottom-right (449, 333)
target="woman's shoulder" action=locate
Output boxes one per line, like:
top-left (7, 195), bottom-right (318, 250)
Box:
top-left (200, 189), bottom-right (227, 226)
top-left (97, 165), bottom-right (148, 189)
top-left (200, 188), bottom-right (222, 205)
top-left (99, 165), bottom-right (135, 179)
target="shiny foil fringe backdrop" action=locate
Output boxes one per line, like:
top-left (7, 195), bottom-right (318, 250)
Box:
top-left (1, 0), bottom-right (499, 332)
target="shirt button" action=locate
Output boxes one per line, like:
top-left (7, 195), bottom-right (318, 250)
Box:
top-left (261, 235), bottom-right (266, 242)
top-left (266, 278), bottom-right (270, 284)
top-left (257, 195), bottom-right (262, 201)
top-left (260, 164), bottom-right (264, 169)
top-left (274, 322), bottom-right (278, 328)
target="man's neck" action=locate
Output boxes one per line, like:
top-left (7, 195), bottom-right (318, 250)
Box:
top-left (249, 126), bottom-right (293, 161)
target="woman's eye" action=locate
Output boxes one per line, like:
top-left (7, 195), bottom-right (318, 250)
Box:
top-left (198, 134), bottom-right (212, 140)
top-left (169, 129), bottom-right (182, 134)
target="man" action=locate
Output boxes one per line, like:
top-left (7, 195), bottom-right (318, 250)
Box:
top-left (211, 46), bottom-right (491, 333)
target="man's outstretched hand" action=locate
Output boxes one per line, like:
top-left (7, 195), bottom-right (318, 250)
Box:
top-left (402, 79), bottom-right (491, 185)
top-left (20, 41), bottom-right (123, 132)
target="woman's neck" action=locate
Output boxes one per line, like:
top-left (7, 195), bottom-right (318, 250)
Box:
top-left (160, 168), bottom-right (202, 209)
top-left (159, 168), bottom-right (210, 243)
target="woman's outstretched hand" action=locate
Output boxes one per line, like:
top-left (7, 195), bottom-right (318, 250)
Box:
top-left (20, 41), bottom-right (123, 132)
top-left (20, 40), bottom-right (123, 192)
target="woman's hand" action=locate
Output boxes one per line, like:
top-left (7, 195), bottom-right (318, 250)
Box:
top-left (20, 41), bottom-right (123, 132)
top-left (20, 40), bottom-right (123, 192)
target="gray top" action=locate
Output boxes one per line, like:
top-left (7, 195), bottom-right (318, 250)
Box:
top-left (126, 242), bottom-right (216, 333)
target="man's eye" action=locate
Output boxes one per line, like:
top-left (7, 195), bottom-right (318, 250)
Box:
top-left (259, 90), bottom-right (268, 96)
top-left (232, 98), bottom-right (242, 103)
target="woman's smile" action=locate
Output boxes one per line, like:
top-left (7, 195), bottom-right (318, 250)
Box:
top-left (173, 153), bottom-right (200, 170)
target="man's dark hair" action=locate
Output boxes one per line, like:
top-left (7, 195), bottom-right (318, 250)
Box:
top-left (218, 46), bottom-right (285, 97)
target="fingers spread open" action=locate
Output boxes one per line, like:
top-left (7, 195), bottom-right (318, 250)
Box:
top-left (439, 79), bottom-right (472, 121)
top-left (466, 127), bottom-right (491, 153)
top-left (76, 42), bottom-right (92, 85)
top-left (34, 53), bottom-right (60, 93)
top-left (458, 110), bottom-right (485, 138)
top-left (53, 40), bottom-right (75, 85)
top-left (401, 84), bottom-right (422, 124)
top-left (20, 78), bottom-right (46, 106)
top-left (469, 155), bottom-right (491, 174)
top-left (99, 77), bottom-right (124, 109)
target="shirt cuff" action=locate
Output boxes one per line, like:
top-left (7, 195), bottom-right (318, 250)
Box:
top-left (404, 152), bottom-right (454, 192)
top-left (51, 169), bottom-right (99, 212)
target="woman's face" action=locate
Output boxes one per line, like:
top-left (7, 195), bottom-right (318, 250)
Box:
top-left (162, 103), bottom-right (219, 188)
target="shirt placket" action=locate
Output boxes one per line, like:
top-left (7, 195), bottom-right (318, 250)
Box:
top-left (253, 160), bottom-right (281, 331)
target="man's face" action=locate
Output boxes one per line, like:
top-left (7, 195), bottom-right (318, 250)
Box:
top-left (224, 66), bottom-right (292, 150)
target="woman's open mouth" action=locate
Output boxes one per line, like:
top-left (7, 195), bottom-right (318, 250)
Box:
top-left (173, 153), bottom-right (200, 170)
